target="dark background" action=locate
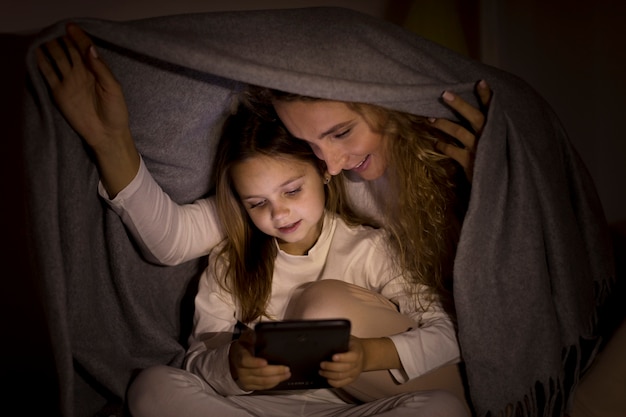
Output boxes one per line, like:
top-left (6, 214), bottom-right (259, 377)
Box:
top-left (2, 0), bottom-right (624, 415)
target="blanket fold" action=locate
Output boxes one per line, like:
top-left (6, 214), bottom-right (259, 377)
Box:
top-left (19, 7), bottom-right (613, 417)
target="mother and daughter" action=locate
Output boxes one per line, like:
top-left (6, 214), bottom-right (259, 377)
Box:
top-left (37, 24), bottom-right (491, 416)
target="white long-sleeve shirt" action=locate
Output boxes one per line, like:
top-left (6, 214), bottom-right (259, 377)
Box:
top-left (100, 157), bottom-right (460, 395)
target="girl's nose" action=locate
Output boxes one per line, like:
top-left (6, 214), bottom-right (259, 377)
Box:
top-left (271, 203), bottom-right (289, 220)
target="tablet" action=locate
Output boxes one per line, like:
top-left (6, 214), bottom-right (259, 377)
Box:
top-left (254, 318), bottom-right (351, 390)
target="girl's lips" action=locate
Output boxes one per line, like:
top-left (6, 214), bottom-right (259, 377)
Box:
top-left (351, 155), bottom-right (370, 173)
top-left (278, 220), bottom-right (301, 234)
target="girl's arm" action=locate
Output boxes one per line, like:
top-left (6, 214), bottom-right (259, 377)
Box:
top-left (382, 279), bottom-right (460, 383)
top-left (184, 252), bottom-right (290, 394)
top-left (318, 283), bottom-right (458, 388)
top-left (183, 254), bottom-right (251, 396)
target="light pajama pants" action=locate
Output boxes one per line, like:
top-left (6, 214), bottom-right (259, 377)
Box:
top-left (128, 365), bottom-right (468, 417)
top-left (127, 280), bottom-right (469, 416)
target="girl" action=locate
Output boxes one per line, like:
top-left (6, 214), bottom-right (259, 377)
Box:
top-left (37, 24), bottom-right (481, 414)
top-left (126, 103), bottom-right (468, 416)
top-left (244, 88), bottom-right (478, 316)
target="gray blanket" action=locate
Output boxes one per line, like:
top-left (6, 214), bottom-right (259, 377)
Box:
top-left (20, 7), bottom-right (614, 417)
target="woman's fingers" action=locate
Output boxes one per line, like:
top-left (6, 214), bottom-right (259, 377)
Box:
top-left (36, 23), bottom-right (95, 83)
top-left (476, 79), bottom-right (492, 108)
top-left (35, 47), bottom-right (61, 88)
top-left (66, 23), bottom-right (94, 57)
top-left (429, 116), bottom-right (477, 151)
top-left (441, 89), bottom-right (485, 134)
top-left (435, 141), bottom-right (474, 182)
top-left (428, 80), bottom-right (492, 183)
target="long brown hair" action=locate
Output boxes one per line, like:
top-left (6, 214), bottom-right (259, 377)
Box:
top-left (245, 87), bottom-right (469, 317)
top-left (212, 102), bottom-right (376, 323)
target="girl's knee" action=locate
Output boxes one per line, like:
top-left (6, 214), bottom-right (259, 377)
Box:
top-left (286, 280), bottom-right (349, 317)
top-left (127, 365), bottom-right (169, 417)
top-left (127, 365), bottom-right (200, 417)
top-left (284, 280), bottom-right (414, 337)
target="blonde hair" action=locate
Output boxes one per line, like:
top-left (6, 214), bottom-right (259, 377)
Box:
top-left (245, 87), bottom-right (469, 317)
top-left (350, 102), bottom-right (467, 316)
top-left (212, 102), bottom-right (376, 323)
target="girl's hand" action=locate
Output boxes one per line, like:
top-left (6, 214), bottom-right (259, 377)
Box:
top-left (319, 336), bottom-right (366, 388)
top-left (228, 330), bottom-right (291, 391)
top-left (36, 23), bottom-right (140, 197)
top-left (430, 80), bottom-right (493, 182)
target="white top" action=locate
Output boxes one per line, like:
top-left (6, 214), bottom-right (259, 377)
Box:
top-left (100, 157), bottom-right (460, 396)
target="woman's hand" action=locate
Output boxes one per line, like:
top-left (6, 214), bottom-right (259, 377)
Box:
top-left (429, 80), bottom-right (493, 182)
top-left (36, 23), bottom-right (130, 151)
top-left (228, 330), bottom-right (291, 391)
top-left (36, 23), bottom-right (140, 197)
top-left (319, 336), bottom-right (366, 388)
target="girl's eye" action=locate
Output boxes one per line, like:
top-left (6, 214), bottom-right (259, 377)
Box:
top-left (286, 187), bottom-right (302, 196)
top-left (249, 200), bottom-right (266, 209)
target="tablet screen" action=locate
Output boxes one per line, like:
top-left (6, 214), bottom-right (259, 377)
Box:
top-left (254, 319), bottom-right (351, 390)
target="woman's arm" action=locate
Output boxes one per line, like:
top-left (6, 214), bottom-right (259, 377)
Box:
top-left (429, 79), bottom-right (493, 182)
top-left (37, 23), bottom-right (139, 197)
top-left (99, 157), bottom-right (223, 264)
top-left (38, 24), bottom-right (223, 264)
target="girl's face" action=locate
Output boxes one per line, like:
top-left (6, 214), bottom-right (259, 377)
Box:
top-left (231, 155), bottom-right (326, 256)
top-left (273, 100), bottom-right (388, 180)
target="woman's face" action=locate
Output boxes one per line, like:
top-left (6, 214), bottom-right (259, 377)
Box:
top-left (273, 100), bottom-right (388, 180)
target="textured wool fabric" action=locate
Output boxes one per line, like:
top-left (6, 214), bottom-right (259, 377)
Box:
top-left (19, 7), bottom-right (614, 417)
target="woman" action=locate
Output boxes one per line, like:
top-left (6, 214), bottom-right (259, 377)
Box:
top-left (37, 22), bottom-right (486, 412)
top-left (126, 102), bottom-right (468, 417)
top-left (35, 15), bottom-right (612, 417)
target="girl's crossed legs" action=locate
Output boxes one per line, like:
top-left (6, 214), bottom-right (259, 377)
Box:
top-left (127, 280), bottom-right (469, 416)
top-left (284, 279), bottom-right (469, 413)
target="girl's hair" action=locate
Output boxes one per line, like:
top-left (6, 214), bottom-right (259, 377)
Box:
top-left (212, 102), bottom-right (376, 323)
top-left (245, 87), bottom-right (469, 318)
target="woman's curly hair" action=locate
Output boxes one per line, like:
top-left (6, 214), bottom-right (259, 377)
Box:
top-left (243, 87), bottom-right (470, 318)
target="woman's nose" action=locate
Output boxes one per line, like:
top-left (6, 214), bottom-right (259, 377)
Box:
top-left (319, 146), bottom-right (348, 175)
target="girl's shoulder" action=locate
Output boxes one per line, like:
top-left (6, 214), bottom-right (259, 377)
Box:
top-left (332, 216), bottom-right (386, 248)
top-left (206, 239), bottom-right (230, 280)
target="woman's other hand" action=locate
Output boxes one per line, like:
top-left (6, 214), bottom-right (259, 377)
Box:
top-left (429, 80), bottom-right (493, 182)
top-left (36, 23), bottom-right (140, 197)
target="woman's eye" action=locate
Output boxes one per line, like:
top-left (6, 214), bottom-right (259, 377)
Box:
top-left (286, 187), bottom-right (302, 196)
top-left (334, 128), bottom-right (351, 139)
